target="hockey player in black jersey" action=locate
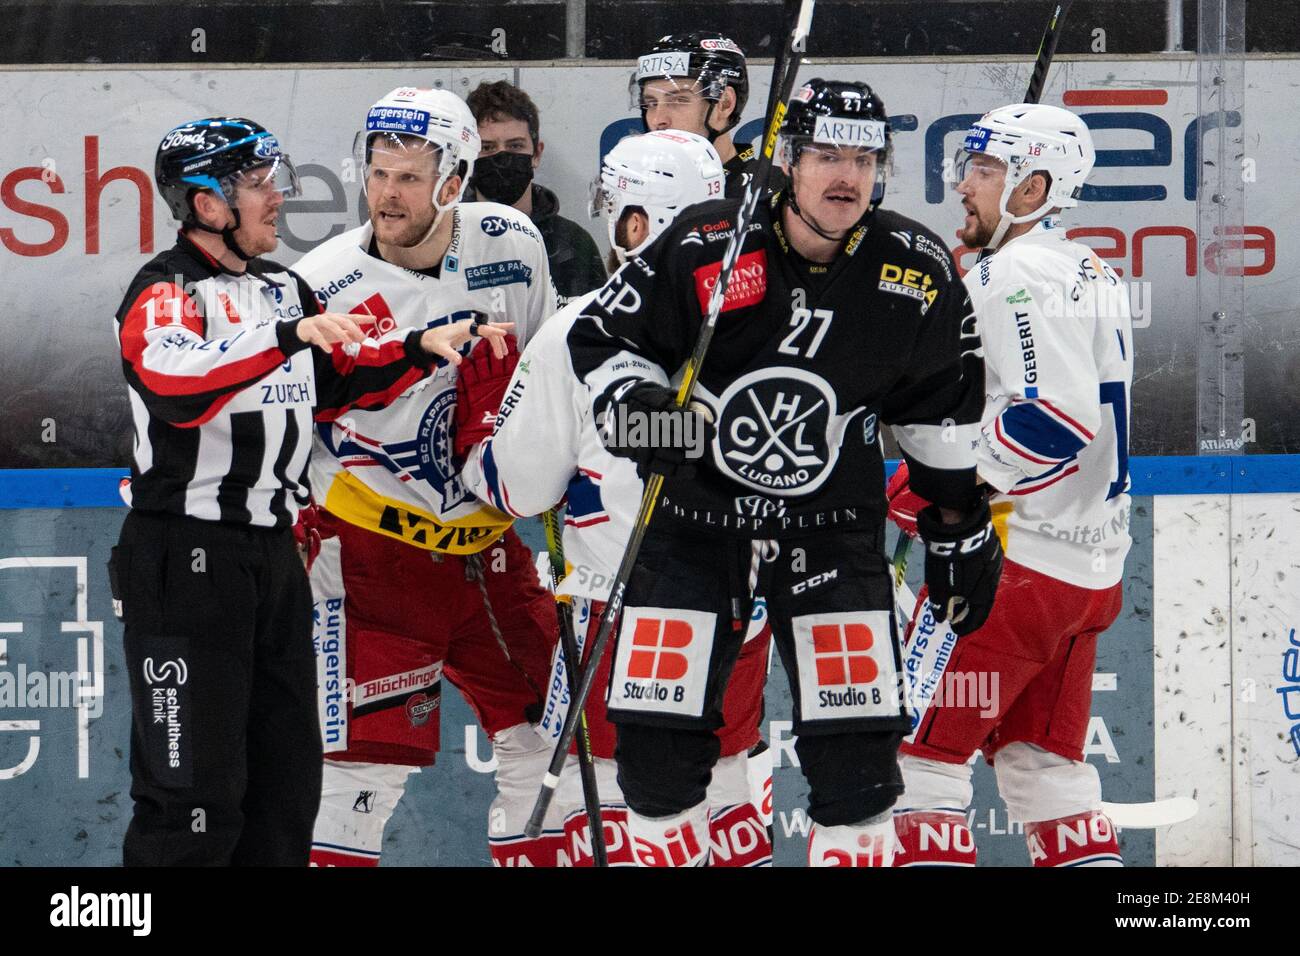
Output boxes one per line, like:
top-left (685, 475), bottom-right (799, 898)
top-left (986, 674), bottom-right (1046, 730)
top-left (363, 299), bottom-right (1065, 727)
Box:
top-left (567, 79), bottom-right (1004, 866)
top-left (632, 31), bottom-right (770, 197)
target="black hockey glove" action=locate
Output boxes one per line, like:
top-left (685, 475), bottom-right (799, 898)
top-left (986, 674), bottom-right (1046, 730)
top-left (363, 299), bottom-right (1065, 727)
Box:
top-left (595, 378), bottom-right (715, 482)
top-left (915, 499), bottom-right (1004, 637)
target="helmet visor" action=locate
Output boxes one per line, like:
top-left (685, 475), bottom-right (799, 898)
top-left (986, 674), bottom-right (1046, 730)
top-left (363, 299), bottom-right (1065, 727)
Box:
top-left (352, 130), bottom-right (446, 196)
top-left (221, 155), bottom-right (301, 202)
top-left (588, 172), bottom-right (616, 220)
top-left (949, 147), bottom-right (1006, 191)
top-left (630, 70), bottom-right (723, 111)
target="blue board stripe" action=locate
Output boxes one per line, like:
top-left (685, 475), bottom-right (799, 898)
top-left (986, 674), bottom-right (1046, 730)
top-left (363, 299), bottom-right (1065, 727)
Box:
top-left (0, 468), bottom-right (131, 508)
top-left (0, 456), bottom-right (1297, 509)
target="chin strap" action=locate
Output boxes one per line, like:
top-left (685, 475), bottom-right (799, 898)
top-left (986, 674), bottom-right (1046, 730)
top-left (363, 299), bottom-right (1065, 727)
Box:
top-left (985, 178), bottom-right (1056, 251)
top-left (413, 208), bottom-right (447, 249)
top-left (391, 191), bottom-right (457, 252)
top-left (703, 101), bottom-right (725, 144)
top-left (613, 231), bottom-right (655, 267)
top-left (189, 211), bottom-right (254, 262)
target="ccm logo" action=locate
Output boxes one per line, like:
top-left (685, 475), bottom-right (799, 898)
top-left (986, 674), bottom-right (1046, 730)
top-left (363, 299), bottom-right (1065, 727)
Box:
top-left (143, 657), bottom-right (188, 685)
top-left (928, 523), bottom-right (993, 557)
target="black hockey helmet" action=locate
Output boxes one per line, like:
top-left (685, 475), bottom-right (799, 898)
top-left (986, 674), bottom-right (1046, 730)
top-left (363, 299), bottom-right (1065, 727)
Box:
top-left (780, 78), bottom-right (892, 209)
top-left (155, 117), bottom-right (300, 257)
top-left (632, 31), bottom-right (749, 136)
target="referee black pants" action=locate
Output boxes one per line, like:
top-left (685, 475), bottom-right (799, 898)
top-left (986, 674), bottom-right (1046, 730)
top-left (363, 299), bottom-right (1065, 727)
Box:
top-left (115, 510), bottom-right (322, 866)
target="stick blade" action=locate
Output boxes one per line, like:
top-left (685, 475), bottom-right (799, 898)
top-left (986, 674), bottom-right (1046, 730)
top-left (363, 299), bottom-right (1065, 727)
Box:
top-left (1102, 797), bottom-right (1199, 829)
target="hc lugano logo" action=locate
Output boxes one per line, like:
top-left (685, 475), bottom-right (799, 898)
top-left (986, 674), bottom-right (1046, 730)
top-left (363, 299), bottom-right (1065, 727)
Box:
top-left (712, 367), bottom-right (842, 496)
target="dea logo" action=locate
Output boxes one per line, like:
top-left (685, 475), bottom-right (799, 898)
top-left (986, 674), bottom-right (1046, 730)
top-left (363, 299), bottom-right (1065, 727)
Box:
top-left (711, 367), bottom-right (847, 496)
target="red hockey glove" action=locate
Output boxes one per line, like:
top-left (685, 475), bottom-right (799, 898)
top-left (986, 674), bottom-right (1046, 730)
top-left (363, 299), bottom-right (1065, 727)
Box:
top-left (292, 502), bottom-right (331, 572)
top-left (886, 462), bottom-right (931, 539)
top-left (454, 333), bottom-right (521, 459)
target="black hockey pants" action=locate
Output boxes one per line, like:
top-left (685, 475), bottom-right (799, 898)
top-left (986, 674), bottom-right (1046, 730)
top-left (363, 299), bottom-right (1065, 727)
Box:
top-left (609, 522), bottom-right (911, 827)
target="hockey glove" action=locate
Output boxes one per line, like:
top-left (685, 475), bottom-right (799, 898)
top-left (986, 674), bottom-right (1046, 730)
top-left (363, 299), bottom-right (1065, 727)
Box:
top-left (915, 499), bottom-right (1003, 637)
top-left (885, 462), bottom-right (931, 540)
top-left (453, 333), bottom-right (521, 459)
top-left (595, 378), bottom-right (715, 481)
top-left (292, 502), bottom-right (333, 573)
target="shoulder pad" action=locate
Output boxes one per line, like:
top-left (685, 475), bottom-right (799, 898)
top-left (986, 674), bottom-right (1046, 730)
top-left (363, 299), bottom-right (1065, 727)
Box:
top-left (672, 197), bottom-right (745, 250)
top-left (292, 224), bottom-right (368, 279)
top-left (873, 210), bottom-right (959, 286)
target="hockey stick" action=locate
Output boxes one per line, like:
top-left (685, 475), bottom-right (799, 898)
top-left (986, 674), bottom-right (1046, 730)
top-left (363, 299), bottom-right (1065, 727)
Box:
top-left (1102, 797), bottom-right (1199, 830)
top-left (895, 574), bottom-right (1200, 829)
top-left (525, 0), bottom-right (818, 839)
top-left (540, 507), bottom-right (608, 866)
top-left (1025, 2), bottom-right (1073, 105)
top-left (762, 0), bottom-right (802, 123)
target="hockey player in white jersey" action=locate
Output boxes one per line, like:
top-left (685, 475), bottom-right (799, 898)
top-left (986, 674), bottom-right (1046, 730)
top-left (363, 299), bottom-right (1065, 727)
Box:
top-left (291, 87), bottom-right (565, 867)
top-left (887, 103), bottom-right (1132, 866)
top-left (459, 130), bottom-right (773, 866)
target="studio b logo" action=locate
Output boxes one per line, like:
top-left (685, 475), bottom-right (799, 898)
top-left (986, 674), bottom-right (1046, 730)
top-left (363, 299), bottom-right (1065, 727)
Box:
top-left (812, 623), bottom-right (877, 687)
top-left (627, 618), bottom-right (692, 680)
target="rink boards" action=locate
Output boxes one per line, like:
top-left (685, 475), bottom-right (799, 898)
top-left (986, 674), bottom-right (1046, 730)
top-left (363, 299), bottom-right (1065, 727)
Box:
top-left (1, 57), bottom-right (1299, 465)
top-left (0, 458), bottom-right (1295, 866)
top-left (0, 54), bottom-right (1297, 866)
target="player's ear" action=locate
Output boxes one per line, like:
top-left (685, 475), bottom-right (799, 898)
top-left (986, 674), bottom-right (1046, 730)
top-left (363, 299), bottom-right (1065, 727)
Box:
top-left (439, 173), bottom-right (463, 206)
top-left (717, 87), bottom-right (737, 127)
top-left (628, 210), bottom-right (652, 248)
top-left (1029, 170), bottom-right (1050, 205)
top-left (192, 189), bottom-right (230, 229)
top-left (532, 139), bottom-right (544, 167)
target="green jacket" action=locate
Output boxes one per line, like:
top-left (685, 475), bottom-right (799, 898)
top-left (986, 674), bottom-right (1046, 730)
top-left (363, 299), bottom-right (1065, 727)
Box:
top-left (529, 183), bottom-right (607, 305)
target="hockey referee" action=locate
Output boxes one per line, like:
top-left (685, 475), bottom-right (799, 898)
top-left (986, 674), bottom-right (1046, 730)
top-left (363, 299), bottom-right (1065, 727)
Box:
top-left (111, 117), bottom-right (512, 866)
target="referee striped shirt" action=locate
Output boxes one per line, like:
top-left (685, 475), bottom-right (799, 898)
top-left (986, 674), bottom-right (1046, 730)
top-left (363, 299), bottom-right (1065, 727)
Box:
top-left (115, 233), bottom-right (436, 529)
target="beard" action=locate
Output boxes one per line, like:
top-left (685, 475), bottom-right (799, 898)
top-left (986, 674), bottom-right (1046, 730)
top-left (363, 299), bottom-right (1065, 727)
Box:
top-left (372, 205), bottom-right (438, 248)
top-left (960, 209), bottom-right (998, 248)
top-left (232, 225), bottom-right (278, 256)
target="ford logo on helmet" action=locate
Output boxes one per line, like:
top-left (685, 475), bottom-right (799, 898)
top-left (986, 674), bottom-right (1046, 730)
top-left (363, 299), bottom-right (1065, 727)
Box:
top-left (253, 135), bottom-right (281, 159)
top-left (160, 129), bottom-right (209, 151)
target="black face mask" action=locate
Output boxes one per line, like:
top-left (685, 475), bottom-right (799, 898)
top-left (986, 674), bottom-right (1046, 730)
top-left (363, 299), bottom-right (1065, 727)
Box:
top-left (470, 151), bottom-right (534, 205)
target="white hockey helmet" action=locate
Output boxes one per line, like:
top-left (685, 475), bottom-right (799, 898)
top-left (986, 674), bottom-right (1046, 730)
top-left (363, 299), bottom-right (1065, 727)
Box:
top-left (353, 87), bottom-right (482, 218)
top-left (954, 103), bottom-right (1095, 248)
top-left (588, 129), bottom-right (725, 261)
